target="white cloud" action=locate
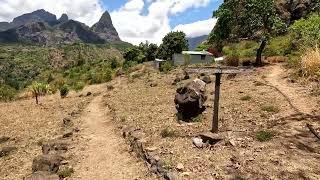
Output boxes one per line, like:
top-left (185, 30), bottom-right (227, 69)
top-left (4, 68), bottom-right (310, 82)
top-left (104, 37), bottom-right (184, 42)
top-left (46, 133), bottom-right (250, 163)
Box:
top-left (0, 0), bottom-right (217, 45)
top-left (111, 0), bottom-right (215, 45)
top-left (0, 0), bottom-right (104, 26)
top-left (173, 18), bottom-right (217, 38)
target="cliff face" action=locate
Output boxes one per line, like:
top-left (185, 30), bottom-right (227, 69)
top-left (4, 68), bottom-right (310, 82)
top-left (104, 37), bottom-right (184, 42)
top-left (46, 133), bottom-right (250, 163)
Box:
top-left (276, 0), bottom-right (316, 24)
top-left (0, 9), bottom-right (121, 45)
top-left (91, 11), bottom-right (120, 41)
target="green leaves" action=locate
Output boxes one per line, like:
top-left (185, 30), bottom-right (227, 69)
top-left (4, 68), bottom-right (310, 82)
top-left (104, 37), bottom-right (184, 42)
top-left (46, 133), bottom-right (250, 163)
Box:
top-left (157, 31), bottom-right (188, 60)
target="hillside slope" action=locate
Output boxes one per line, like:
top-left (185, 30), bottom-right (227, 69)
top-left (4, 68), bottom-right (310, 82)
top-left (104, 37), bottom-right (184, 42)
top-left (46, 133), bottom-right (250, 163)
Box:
top-left (0, 9), bottom-right (121, 45)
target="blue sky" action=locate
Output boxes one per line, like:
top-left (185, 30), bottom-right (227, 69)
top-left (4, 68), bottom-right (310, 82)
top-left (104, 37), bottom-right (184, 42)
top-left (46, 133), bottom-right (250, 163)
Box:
top-left (0, 0), bottom-right (223, 44)
top-left (103, 0), bottom-right (222, 28)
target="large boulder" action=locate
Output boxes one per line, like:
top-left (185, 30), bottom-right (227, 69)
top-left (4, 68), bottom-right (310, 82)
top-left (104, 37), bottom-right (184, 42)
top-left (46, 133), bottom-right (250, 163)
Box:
top-left (32, 154), bottom-right (64, 173)
top-left (174, 79), bottom-right (207, 120)
top-left (24, 171), bottom-right (59, 180)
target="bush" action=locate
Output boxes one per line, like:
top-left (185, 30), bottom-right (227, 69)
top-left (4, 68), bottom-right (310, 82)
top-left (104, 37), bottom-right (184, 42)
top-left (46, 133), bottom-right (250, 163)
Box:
top-left (28, 82), bottom-right (50, 104)
top-left (225, 55), bottom-right (240, 67)
top-left (160, 61), bottom-right (174, 73)
top-left (160, 127), bottom-right (176, 138)
top-left (290, 14), bottom-right (320, 48)
top-left (261, 104), bottom-right (279, 113)
top-left (72, 81), bottom-right (86, 91)
top-left (240, 95), bottom-right (252, 101)
top-left (300, 47), bottom-right (320, 79)
top-left (256, 130), bottom-right (273, 142)
top-left (0, 84), bottom-right (17, 101)
top-left (59, 85), bottom-right (69, 98)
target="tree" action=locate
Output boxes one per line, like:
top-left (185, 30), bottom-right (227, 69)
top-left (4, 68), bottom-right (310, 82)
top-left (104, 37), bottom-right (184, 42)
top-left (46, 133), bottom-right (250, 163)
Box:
top-left (210, 0), bottom-right (285, 66)
top-left (123, 47), bottom-right (144, 63)
top-left (138, 41), bottom-right (158, 62)
top-left (28, 82), bottom-right (50, 104)
top-left (157, 31), bottom-right (188, 60)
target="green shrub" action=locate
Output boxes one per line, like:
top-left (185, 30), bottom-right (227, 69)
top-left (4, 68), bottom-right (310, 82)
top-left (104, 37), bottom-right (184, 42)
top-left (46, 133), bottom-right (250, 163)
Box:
top-left (160, 127), bottom-right (176, 138)
top-left (28, 82), bottom-right (50, 104)
top-left (264, 35), bottom-right (293, 56)
top-left (290, 14), bottom-right (320, 48)
top-left (240, 95), bottom-right (252, 101)
top-left (0, 84), bottom-right (17, 101)
top-left (59, 85), bottom-right (69, 98)
top-left (71, 81), bottom-right (85, 91)
top-left (261, 104), bottom-right (279, 113)
top-left (160, 61), bottom-right (174, 73)
top-left (57, 167), bottom-right (74, 178)
top-left (256, 130), bottom-right (273, 142)
top-left (191, 114), bottom-right (203, 122)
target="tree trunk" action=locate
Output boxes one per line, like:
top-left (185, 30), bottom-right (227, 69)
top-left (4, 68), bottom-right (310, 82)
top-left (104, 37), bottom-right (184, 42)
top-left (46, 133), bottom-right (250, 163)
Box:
top-left (255, 38), bottom-right (267, 67)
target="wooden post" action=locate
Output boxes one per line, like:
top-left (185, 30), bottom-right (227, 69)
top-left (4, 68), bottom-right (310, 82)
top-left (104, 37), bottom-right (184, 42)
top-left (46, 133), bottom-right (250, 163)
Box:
top-left (212, 73), bottom-right (222, 133)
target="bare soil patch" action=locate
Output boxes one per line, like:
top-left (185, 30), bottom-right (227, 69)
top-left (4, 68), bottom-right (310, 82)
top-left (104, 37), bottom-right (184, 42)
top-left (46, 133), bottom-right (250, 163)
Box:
top-left (104, 64), bottom-right (320, 179)
top-left (0, 93), bottom-right (92, 180)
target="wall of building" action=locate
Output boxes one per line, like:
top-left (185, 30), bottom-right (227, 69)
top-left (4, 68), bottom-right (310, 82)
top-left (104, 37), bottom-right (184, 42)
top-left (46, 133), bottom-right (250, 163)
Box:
top-left (173, 53), bottom-right (213, 66)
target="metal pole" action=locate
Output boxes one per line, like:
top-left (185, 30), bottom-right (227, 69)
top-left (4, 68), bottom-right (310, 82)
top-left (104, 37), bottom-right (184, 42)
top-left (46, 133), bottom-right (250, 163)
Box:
top-left (212, 73), bottom-right (221, 133)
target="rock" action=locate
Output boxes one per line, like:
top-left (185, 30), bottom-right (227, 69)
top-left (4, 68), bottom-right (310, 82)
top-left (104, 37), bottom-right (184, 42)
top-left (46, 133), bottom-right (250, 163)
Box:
top-left (0, 147), bottom-right (17, 157)
top-left (176, 163), bottom-right (184, 171)
top-left (199, 132), bottom-right (224, 145)
top-left (24, 171), bottom-right (60, 180)
top-left (91, 11), bottom-right (120, 41)
top-left (107, 85), bottom-right (114, 90)
top-left (42, 140), bottom-right (68, 154)
top-left (32, 154), bottom-right (64, 173)
top-left (145, 147), bottom-right (158, 152)
top-left (201, 76), bottom-right (212, 84)
top-left (0, 136), bottom-right (10, 144)
top-left (174, 79), bottom-right (207, 120)
top-left (183, 71), bottom-right (190, 80)
top-left (192, 138), bottom-right (204, 148)
top-left (86, 92), bottom-right (92, 96)
top-left (164, 172), bottom-right (179, 180)
top-left (63, 118), bottom-right (72, 126)
top-left (62, 131), bottom-right (73, 138)
top-left (172, 76), bottom-right (182, 85)
top-left (150, 82), bottom-right (158, 87)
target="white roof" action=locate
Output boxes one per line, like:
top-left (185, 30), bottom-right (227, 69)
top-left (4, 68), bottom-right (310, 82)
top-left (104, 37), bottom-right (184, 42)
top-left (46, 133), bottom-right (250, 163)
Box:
top-left (155, 58), bottom-right (166, 62)
top-left (182, 51), bottom-right (213, 56)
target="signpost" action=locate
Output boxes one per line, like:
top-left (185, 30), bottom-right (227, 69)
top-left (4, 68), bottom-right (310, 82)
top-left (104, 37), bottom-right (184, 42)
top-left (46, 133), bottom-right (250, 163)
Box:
top-left (186, 66), bottom-right (240, 133)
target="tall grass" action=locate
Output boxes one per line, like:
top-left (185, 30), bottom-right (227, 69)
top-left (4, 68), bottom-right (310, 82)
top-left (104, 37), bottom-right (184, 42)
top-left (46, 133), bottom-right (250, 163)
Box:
top-left (301, 46), bottom-right (320, 78)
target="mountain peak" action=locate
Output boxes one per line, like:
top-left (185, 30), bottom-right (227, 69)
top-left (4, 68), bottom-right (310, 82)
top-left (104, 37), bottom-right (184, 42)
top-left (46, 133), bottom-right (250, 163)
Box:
top-left (12, 9), bottom-right (57, 27)
top-left (91, 11), bottom-right (120, 41)
top-left (58, 13), bottom-right (69, 22)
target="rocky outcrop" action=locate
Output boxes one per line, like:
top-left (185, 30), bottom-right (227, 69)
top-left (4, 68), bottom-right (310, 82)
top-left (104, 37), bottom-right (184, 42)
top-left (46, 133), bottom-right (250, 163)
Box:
top-left (0, 9), bottom-right (121, 45)
top-left (58, 14), bottom-right (68, 23)
top-left (276, 0), bottom-right (316, 24)
top-left (91, 11), bottom-right (120, 41)
top-left (12, 9), bottom-right (57, 27)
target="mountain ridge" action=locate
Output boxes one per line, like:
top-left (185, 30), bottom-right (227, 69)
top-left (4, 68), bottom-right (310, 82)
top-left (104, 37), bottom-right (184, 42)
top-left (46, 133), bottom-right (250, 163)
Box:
top-left (0, 9), bottom-right (121, 45)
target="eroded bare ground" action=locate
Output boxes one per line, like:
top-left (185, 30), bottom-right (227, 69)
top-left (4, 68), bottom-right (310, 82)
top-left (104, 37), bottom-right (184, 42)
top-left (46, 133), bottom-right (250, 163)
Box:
top-left (104, 63), bottom-right (320, 179)
top-left (0, 92), bottom-right (93, 180)
top-left (1, 63), bottom-right (320, 180)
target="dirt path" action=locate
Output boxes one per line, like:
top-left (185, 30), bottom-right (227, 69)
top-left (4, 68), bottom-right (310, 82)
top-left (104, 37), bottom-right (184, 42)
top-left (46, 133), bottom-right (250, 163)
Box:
top-left (265, 64), bottom-right (317, 115)
top-left (71, 95), bottom-right (152, 180)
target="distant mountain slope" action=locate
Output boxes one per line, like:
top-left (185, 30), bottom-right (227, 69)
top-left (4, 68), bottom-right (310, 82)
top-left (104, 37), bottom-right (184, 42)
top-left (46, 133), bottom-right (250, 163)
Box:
top-left (0, 9), bottom-right (121, 45)
top-left (187, 35), bottom-right (208, 50)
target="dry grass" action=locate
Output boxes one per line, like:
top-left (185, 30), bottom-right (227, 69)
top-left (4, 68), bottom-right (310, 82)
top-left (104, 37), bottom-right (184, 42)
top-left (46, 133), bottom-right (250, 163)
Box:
top-left (0, 92), bottom-right (92, 180)
top-left (104, 64), bottom-right (320, 179)
top-left (301, 47), bottom-right (320, 78)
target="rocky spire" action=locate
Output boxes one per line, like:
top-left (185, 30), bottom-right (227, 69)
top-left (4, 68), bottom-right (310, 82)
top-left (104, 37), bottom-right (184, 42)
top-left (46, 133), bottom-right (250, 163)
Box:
top-left (91, 11), bottom-right (120, 41)
top-left (58, 13), bottom-right (69, 23)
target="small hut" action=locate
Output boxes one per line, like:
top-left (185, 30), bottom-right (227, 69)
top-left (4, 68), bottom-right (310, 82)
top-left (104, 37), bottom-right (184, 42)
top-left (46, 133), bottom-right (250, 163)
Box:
top-left (173, 51), bottom-right (214, 66)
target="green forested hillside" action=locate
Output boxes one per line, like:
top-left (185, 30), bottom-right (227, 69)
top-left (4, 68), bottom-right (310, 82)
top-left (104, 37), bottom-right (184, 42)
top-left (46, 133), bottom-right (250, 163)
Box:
top-left (0, 42), bottom-right (132, 100)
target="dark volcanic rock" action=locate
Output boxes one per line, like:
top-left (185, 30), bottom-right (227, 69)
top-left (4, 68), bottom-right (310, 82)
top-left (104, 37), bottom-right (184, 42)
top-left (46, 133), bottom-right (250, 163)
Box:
top-left (24, 171), bottom-right (59, 180)
top-left (32, 154), bottom-right (64, 173)
top-left (276, 0), bottom-right (315, 24)
top-left (91, 11), bottom-right (120, 41)
top-left (0, 22), bottom-right (13, 32)
top-left (12, 9), bottom-right (57, 27)
top-left (58, 13), bottom-right (69, 23)
top-left (58, 20), bottom-right (105, 44)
